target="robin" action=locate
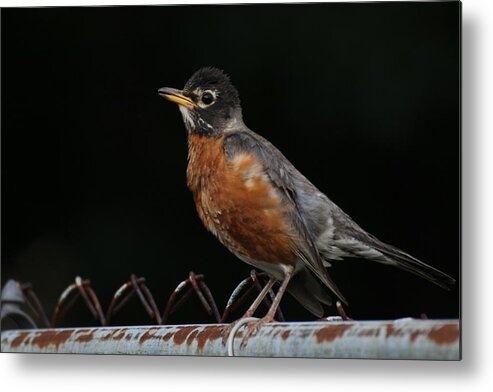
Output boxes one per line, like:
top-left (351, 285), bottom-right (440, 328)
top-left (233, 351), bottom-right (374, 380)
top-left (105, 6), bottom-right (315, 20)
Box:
top-left (158, 67), bottom-right (455, 334)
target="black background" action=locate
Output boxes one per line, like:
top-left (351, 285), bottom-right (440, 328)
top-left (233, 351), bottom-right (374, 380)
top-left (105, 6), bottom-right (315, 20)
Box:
top-left (1, 2), bottom-right (460, 328)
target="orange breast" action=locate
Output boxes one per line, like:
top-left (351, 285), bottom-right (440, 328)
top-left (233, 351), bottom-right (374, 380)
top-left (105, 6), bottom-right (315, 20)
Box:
top-left (186, 134), bottom-right (297, 265)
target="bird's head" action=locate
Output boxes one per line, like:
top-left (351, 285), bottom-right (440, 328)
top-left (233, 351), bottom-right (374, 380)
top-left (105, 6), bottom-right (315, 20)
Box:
top-left (158, 67), bottom-right (242, 137)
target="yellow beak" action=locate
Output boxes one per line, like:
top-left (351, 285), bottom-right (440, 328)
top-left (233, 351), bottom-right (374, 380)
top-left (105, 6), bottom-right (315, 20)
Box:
top-left (158, 87), bottom-right (196, 109)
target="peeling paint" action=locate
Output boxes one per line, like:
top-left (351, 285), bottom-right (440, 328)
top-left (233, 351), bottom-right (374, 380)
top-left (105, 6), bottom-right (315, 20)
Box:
top-left (172, 326), bottom-right (198, 345)
top-left (138, 327), bottom-right (161, 344)
top-left (9, 332), bottom-right (29, 349)
top-left (428, 325), bottom-right (460, 345)
top-left (410, 330), bottom-right (421, 342)
top-left (1, 319), bottom-right (460, 359)
top-left (356, 328), bottom-right (380, 338)
top-left (162, 332), bottom-right (174, 342)
top-left (75, 329), bottom-right (95, 343)
top-left (186, 329), bottom-right (200, 345)
top-left (30, 329), bottom-right (74, 350)
top-left (195, 325), bottom-right (223, 350)
top-left (314, 324), bottom-right (351, 343)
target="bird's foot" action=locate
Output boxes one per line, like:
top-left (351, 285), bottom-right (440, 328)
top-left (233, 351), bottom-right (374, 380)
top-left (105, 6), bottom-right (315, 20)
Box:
top-left (239, 315), bottom-right (274, 348)
top-left (223, 315), bottom-right (276, 356)
top-left (221, 314), bottom-right (255, 346)
top-left (223, 316), bottom-right (259, 356)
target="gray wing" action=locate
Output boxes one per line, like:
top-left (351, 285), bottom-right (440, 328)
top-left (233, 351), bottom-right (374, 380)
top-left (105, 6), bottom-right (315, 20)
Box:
top-left (224, 128), bottom-right (455, 293)
top-left (272, 148), bottom-right (457, 290)
top-left (223, 129), bottom-right (348, 304)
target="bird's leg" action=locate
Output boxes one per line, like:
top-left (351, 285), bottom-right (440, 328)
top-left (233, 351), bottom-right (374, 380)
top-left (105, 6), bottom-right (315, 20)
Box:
top-left (243, 277), bottom-right (276, 318)
top-left (240, 266), bottom-right (294, 347)
top-left (222, 277), bottom-right (276, 344)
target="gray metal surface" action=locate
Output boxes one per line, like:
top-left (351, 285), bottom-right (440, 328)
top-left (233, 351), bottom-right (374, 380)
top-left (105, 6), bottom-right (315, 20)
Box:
top-left (1, 318), bottom-right (460, 359)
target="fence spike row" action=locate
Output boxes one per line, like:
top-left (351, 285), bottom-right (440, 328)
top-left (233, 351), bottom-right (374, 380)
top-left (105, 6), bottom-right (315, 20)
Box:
top-left (51, 276), bottom-right (105, 327)
top-left (1, 274), bottom-right (459, 360)
top-left (162, 272), bottom-right (221, 324)
top-left (106, 274), bottom-right (161, 325)
top-left (3, 271), bottom-right (360, 330)
top-left (20, 282), bottom-right (51, 328)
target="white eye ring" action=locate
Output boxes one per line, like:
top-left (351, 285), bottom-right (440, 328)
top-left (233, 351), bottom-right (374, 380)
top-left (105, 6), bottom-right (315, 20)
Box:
top-left (197, 90), bottom-right (217, 108)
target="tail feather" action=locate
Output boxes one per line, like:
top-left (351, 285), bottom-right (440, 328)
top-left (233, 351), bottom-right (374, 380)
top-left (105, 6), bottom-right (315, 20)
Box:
top-left (327, 207), bottom-right (456, 290)
top-left (380, 246), bottom-right (456, 290)
top-left (360, 234), bottom-right (456, 290)
top-left (287, 267), bottom-right (333, 318)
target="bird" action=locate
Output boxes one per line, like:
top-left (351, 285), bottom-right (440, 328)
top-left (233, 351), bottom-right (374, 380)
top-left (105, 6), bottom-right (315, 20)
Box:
top-left (158, 67), bottom-right (455, 334)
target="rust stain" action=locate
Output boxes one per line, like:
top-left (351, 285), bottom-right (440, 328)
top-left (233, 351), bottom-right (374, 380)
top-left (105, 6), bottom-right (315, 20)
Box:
top-left (314, 324), bottom-right (351, 343)
top-left (428, 325), bottom-right (460, 345)
top-left (173, 326), bottom-right (198, 345)
top-left (357, 328), bottom-right (380, 338)
top-left (195, 326), bottom-right (224, 350)
top-left (386, 325), bottom-right (420, 340)
top-left (101, 329), bottom-right (127, 341)
top-left (113, 330), bottom-right (127, 341)
top-left (410, 330), bottom-right (421, 342)
top-left (186, 329), bottom-right (200, 345)
top-left (385, 323), bottom-right (459, 344)
top-left (9, 332), bottom-right (30, 349)
top-left (385, 325), bottom-right (406, 338)
top-left (101, 331), bottom-right (113, 341)
top-left (75, 329), bottom-right (95, 343)
top-left (138, 328), bottom-right (161, 345)
top-left (162, 332), bottom-right (174, 342)
top-left (281, 330), bottom-right (290, 340)
top-left (29, 330), bottom-right (74, 350)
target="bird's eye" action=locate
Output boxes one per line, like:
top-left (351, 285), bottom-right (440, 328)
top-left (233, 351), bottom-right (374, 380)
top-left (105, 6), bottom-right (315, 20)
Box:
top-left (201, 92), bottom-right (214, 105)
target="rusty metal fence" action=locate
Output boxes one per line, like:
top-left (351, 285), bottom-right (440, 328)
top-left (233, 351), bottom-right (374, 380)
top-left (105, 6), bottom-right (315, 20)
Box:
top-left (1, 319), bottom-right (460, 359)
top-left (1, 272), bottom-right (289, 329)
top-left (0, 273), bottom-right (460, 359)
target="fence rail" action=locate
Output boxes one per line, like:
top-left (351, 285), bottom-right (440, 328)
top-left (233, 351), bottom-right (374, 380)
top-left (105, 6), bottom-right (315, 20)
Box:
top-left (1, 318), bottom-right (460, 359)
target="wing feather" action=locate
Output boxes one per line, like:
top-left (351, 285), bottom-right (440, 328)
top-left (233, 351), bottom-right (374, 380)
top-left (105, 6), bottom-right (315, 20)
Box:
top-left (223, 130), bottom-right (348, 304)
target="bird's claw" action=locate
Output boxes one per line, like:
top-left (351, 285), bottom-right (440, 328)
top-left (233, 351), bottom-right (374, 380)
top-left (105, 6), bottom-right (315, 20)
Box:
top-left (239, 316), bottom-right (273, 348)
top-left (223, 316), bottom-right (275, 356)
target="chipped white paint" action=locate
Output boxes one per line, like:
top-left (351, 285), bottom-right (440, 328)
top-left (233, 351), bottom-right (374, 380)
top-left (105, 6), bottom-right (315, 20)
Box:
top-left (1, 319), bottom-right (460, 359)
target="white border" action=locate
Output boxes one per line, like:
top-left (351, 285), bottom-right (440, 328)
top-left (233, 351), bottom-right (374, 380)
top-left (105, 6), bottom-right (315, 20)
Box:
top-left (2, 0), bottom-right (492, 391)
